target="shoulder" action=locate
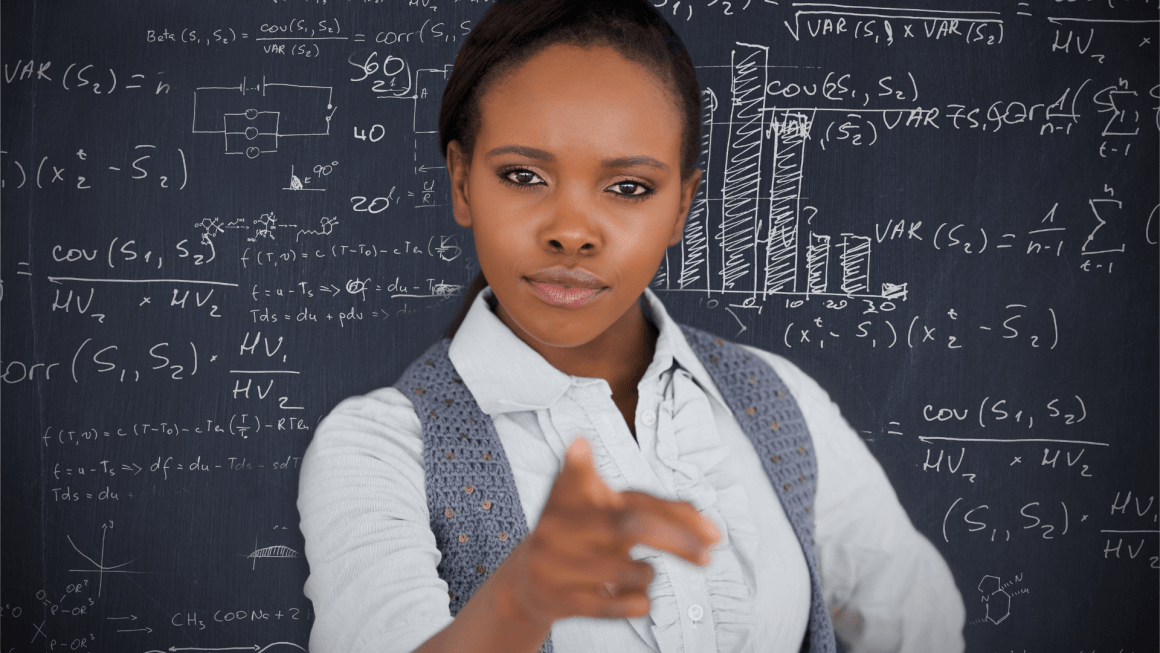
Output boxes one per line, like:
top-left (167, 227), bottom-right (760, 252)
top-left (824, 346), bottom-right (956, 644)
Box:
top-left (674, 322), bottom-right (823, 399)
top-left (670, 321), bottom-right (841, 422)
top-left (311, 386), bottom-right (423, 447)
top-left (300, 387), bottom-right (424, 487)
top-left (299, 337), bottom-right (463, 495)
top-left (732, 343), bottom-right (836, 412)
top-left (304, 338), bottom-right (452, 463)
top-left (727, 340), bottom-right (861, 458)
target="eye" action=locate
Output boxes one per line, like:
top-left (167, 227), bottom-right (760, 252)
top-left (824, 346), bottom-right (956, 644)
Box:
top-left (497, 167), bottom-right (545, 189)
top-left (496, 166), bottom-right (655, 204)
top-left (607, 179), bottom-right (655, 203)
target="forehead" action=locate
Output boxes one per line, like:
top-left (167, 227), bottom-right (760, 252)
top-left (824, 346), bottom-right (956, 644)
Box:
top-left (475, 43), bottom-right (682, 161)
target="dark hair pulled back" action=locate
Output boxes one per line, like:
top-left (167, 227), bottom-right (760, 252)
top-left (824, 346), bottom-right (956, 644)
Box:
top-left (440, 0), bottom-right (702, 338)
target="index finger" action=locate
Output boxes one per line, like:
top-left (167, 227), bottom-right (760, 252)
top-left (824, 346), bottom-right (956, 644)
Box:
top-left (614, 492), bottom-right (721, 565)
top-left (550, 437), bottom-right (624, 511)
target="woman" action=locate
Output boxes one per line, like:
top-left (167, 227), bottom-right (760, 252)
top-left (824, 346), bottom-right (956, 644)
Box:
top-left (297, 1), bottom-right (966, 652)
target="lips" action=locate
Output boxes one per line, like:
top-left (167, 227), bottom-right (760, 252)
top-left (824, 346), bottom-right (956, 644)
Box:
top-left (525, 267), bottom-right (608, 308)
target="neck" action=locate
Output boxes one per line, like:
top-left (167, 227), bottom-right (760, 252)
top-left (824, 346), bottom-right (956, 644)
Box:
top-left (494, 295), bottom-right (659, 394)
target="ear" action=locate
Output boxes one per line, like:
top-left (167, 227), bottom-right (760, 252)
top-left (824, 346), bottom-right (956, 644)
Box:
top-left (447, 140), bottom-right (473, 229)
top-left (667, 167), bottom-right (703, 247)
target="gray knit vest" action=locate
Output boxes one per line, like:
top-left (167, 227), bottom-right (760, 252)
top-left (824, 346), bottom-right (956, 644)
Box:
top-left (395, 323), bottom-right (839, 653)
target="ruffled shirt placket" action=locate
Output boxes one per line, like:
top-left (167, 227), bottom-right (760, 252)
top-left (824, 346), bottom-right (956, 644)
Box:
top-left (300, 284), bottom-right (968, 653)
top-left (540, 360), bottom-right (757, 653)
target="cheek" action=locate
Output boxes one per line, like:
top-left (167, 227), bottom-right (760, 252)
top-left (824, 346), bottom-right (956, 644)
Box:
top-left (473, 233), bottom-right (540, 305)
top-left (614, 211), bottom-right (678, 276)
top-left (476, 231), bottom-right (524, 283)
top-left (470, 192), bottom-right (528, 277)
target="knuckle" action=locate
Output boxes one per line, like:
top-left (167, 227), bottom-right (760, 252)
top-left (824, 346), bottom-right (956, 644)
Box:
top-left (545, 512), bottom-right (582, 540)
top-left (611, 506), bottom-right (641, 537)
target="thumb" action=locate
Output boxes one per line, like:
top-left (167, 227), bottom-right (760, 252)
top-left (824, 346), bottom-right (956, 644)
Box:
top-left (562, 437), bottom-right (622, 508)
top-left (565, 436), bottom-right (594, 467)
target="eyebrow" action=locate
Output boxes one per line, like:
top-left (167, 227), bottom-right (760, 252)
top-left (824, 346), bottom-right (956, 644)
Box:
top-left (485, 144), bottom-right (670, 173)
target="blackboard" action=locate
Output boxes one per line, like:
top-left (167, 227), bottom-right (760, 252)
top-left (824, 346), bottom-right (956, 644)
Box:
top-left (2, 1), bottom-right (1157, 651)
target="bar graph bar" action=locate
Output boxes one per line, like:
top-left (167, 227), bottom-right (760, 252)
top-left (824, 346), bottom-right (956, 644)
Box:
top-left (717, 42), bottom-right (768, 293)
top-left (806, 232), bottom-right (831, 295)
top-left (764, 109), bottom-right (810, 294)
top-left (839, 234), bottom-right (872, 296)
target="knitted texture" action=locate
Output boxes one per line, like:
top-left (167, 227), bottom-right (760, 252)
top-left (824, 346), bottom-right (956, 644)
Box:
top-left (396, 326), bottom-right (838, 653)
top-left (394, 341), bottom-right (551, 651)
top-left (678, 324), bottom-right (838, 653)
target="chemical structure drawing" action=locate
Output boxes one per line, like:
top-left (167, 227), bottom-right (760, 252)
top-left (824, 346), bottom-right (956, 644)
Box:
top-left (976, 573), bottom-right (1028, 624)
top-left (192, 77), bottom-right (336, 159)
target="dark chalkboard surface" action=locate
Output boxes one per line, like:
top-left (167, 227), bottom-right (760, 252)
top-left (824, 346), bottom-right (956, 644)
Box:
top-left (3, 1), bottom-right (1157, 651)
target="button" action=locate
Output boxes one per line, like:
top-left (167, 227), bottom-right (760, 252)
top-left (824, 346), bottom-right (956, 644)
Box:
top-left (687, 604), bottom-right (704, 622)
top-left (641, 410), bottom-right (657, 426)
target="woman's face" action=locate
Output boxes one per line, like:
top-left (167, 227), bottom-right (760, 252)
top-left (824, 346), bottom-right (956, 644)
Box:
top-left (447, 43), bottom-right (701, 349)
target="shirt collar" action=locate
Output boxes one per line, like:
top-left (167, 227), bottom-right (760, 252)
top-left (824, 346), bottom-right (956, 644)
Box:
top-left (639, 287), bottom-right (729, 410)
top-left (447, 286), bottom-right (728, 416)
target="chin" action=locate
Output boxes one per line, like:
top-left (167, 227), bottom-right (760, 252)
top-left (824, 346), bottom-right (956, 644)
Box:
top-left (520, 312), bottom-right (608, 349)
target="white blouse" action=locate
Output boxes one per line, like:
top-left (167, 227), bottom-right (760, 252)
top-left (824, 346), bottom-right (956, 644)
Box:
top-left (297, 287), bottom-right (965, 653)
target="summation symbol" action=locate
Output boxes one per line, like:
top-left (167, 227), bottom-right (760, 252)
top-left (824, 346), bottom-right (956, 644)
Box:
top-left (67, 523), bottom-right (144, 597)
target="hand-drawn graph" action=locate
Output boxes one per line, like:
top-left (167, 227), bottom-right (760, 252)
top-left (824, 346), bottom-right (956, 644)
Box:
top-left (67, 526), bottom-right (145, 597)
top-left (193, 77), bottom-right (337, 159)
top-left (651, 42), bottom-right (908, 304)
top-left (244, 533), bottom-right (301, 570)
top-left (245, 544), bottom-right (300, 570)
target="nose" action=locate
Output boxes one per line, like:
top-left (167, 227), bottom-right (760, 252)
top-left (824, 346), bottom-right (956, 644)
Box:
top-left (541, 191), bottom-right (602, 256)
